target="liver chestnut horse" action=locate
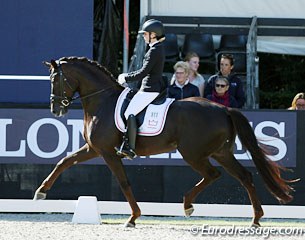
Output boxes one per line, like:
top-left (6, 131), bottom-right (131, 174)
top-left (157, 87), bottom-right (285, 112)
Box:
top-left (34, 57), bottom-right (293, 227)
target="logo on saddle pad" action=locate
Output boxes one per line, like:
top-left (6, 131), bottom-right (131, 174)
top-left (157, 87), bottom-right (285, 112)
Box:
top-left (114, 88), bottom-right (174, 136)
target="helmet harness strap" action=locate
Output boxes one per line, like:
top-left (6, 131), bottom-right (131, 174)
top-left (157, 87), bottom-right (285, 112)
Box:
top-left (148, 32), bottom-right (156, 44)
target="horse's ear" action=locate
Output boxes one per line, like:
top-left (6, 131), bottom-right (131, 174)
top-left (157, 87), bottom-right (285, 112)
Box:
top-left (43, 61), bottom-right (51, 68)
top-left (50, 60), bottom-right (58, 69)
top-left (43, 60), bottom-right (58, 69)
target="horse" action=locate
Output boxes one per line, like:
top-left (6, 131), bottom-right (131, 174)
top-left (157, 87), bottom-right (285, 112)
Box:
top-left (34, 56), bottom-right (294, 227)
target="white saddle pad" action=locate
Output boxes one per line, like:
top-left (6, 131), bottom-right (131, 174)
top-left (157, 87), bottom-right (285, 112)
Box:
top-left (114, 88), bottom-right (175, 136)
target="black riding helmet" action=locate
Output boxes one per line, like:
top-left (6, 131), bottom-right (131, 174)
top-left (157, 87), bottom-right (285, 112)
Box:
top-left (138, 19), bottom-right (165, 39)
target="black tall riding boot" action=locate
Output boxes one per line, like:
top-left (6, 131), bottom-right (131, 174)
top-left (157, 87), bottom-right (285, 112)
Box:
top-left (115, 115), bottom-right (137, 160)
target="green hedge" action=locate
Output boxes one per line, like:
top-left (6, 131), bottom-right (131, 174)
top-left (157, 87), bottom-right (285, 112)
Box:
top-left (259, 90), bottom-right (295, 109)
top-left (259, 53), bottom-right (305, 109)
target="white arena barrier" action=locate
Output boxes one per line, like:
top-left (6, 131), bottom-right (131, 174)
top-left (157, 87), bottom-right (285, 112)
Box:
top-left (0, 199), bottom-right (304, 219)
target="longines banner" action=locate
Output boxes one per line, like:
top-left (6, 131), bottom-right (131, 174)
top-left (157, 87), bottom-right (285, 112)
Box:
top-left (0, 109), bottom-right (296, 167)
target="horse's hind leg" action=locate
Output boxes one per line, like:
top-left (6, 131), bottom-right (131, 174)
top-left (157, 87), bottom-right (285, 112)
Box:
top-left (214, 153), bottom-right (264, 226)
top-left (183, 158), bottom-right (221, 217)
top-left (33, 143), bottom-right (98, 200)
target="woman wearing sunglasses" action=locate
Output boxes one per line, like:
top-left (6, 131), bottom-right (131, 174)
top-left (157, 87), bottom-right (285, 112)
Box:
top-left (204, 54), bottom-right (245, 108)
top-left (206, 77), bottom-right (238, 108)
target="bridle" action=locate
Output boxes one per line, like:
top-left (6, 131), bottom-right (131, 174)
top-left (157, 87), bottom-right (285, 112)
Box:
top-left (49, 63), bottom-right (73, 107)
top-left (50, 62), bottom-right (113, 107)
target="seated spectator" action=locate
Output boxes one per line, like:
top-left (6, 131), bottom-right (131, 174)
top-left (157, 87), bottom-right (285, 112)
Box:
top-left (168, 61), bottom-right (200, 100)
top-left (288, 92), bottom-right (305, 110)
top-left (206, 77), bottom-right (238, 107)
top-left (171, 52), bottom-right (205, 96)
top-left (204, 54), bottom-right (245, 108)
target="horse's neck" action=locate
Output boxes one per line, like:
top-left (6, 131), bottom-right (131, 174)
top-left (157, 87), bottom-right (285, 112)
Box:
top-left (81, 86), bottom-right (121, 118)
top-left (68, 62), bottom-right (121, 117)
top-left (73, 66), bottom-right (117, 97)
top-left (77, 73), bottom-right (111, 94)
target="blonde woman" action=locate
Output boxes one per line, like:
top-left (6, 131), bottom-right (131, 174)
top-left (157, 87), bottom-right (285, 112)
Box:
top-left (168, 61), bottom-right (200, 100)
top-left (184, 52), bottom-right (205, 96)
top-left (288, 92), bottom-right (305, 110)
top-left (171, 52), bottom-right (205, 96)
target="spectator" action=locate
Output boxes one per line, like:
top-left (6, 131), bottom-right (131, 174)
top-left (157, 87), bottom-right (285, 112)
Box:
top-left (288, 92), bottom-right (305, 110)
top-left (168, 61), bottom-right (200, 100)
top-left (185, 52), bottom-right (206, 96)
top-left (204, 54), bottom-right (245, 108)
top-left (206, 77), bottom-right (238, 107)
top-left (170, 52), bottom-right (205, 96)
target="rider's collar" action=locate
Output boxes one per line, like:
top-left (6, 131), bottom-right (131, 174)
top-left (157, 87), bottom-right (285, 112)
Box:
top-left (175, 79), bottom-right (190, 88)
top-left (149, 40), bottom-right (159, 47)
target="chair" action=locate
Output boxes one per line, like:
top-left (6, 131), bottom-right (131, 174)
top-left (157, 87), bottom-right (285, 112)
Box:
top-left (218, 35), bottom-right (247, 51)
top-left (164, 33), bottom-right (180, 62)
top-left (181, 33), bottom-right (215, 63)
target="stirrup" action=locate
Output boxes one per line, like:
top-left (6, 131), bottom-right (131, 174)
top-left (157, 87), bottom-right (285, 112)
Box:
top-left (115, 144), bottom-right (137, 160)
top-left (124, 148), bottom-right (137, 160)
top-left (114, 143), bottom-right (125, 157)
top-left (116, 148), bottom-right (137, 160)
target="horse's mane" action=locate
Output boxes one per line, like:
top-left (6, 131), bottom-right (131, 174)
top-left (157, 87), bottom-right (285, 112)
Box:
top-left (59, 56), bottom-right (117, 83)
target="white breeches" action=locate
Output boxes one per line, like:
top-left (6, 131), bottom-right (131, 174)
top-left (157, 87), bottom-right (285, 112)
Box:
top-left (124, 91), bottom-right (159, 119)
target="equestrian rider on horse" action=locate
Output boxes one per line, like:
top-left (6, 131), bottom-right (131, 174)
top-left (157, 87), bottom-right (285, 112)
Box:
top-left (115, 19), bottom-right (166, 160)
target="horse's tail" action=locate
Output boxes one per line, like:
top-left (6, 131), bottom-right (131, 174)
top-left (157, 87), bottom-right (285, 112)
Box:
top-left (228, 108), bottom-right (294, 204)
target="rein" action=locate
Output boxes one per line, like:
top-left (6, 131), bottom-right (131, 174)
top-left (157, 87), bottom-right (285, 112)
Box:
top-left (70, 87), bottom-right (113, 103)
top-left (51, 62), bottom-right (114, 107)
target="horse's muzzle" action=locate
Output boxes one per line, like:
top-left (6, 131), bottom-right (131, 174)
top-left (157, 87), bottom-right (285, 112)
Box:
top-left (51, 102), bottom-right (67, 117)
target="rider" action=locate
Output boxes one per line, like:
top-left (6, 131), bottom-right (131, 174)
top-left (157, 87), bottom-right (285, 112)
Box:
top-left (115, 19), bottom-right (166, 160)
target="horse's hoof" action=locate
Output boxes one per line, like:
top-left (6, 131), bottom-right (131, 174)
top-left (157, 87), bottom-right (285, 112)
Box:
top-left (184, 205), bottom-right (194, 218)
top-left (251, 223), bottom-right (260, 228)
top-left (124, 221), bottom-right (136, 228)
top-left (33, 191), bottom-right (47, 200)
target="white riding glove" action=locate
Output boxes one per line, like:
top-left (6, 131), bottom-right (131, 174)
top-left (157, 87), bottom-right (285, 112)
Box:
top-left (118, 73), bottom-right (127, 85)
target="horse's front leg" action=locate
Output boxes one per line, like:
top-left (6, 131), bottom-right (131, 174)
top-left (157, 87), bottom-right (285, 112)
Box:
top-left (33, 144), bottom-right (98, 200)
top-left (103, 153), bottom-right (141, 227)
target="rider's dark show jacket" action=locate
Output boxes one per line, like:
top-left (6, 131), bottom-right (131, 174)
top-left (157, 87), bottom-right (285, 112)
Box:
top-left (125, 41), bottom-right (166, 92)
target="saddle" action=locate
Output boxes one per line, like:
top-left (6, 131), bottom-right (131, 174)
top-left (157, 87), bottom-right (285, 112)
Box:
top-left (120, 89), bottom-right (167, 124)
top-left (114, 88), bottom-right (174, 136)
